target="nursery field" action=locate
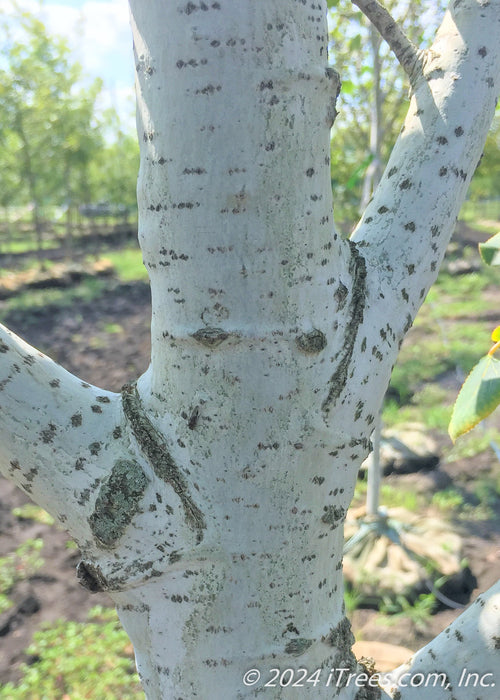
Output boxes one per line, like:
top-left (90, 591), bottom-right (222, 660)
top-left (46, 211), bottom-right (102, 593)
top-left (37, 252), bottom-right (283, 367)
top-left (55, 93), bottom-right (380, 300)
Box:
top-left (0, 220), bottom-right (499, 697)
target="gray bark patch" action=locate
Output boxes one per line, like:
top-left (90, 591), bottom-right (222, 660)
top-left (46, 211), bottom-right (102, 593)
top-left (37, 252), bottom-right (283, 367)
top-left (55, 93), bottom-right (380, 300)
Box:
top-left (89, 459), bottom-right (149, 547)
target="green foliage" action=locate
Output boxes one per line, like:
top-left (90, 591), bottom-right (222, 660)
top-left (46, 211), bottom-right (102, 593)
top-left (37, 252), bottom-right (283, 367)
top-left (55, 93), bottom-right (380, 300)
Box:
top-left (431, 488), bottom-right (465, 512)
top-left (378, 593), bottom-right (436, 631)
top-left (383, 387), bottom-right (452, 432)
top-left (449, 233), bottom-right (500, 441)
top-left (344, 586), bottom-right (364, 615)
top-left (12, 504), bottom-right (55, 525)
top-left (0, 6), bottom-right (103, 221)
top-left (379, 484), bottom-right (420, 512)
top-left (0, 606), bottom-right (143, 699)
top-left (328, 0), bottom-right (446, 223)
top-left (467, 112), bottom-right (500, 205)
top-left (0, 3), bottom-right (139, 231)
top-left (479, 232), bottom-right (500, 266)
top-left (449, 355), bottom-right (500, 441)
top-left (0, 538), bottom-right (44, 614)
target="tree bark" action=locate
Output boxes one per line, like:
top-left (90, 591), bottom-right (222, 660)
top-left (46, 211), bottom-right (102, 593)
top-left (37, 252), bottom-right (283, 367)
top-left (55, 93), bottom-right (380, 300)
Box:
top-left (0, 0), bottom-right (499, 698)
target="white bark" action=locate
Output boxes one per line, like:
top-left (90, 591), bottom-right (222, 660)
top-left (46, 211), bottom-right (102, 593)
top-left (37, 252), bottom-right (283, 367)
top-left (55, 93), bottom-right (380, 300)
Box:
top-left (0, 0), bottom-right (499, 698)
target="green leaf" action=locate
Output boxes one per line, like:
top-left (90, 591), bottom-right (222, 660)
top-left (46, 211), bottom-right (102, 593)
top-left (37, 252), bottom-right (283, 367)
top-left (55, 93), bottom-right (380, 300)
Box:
top-left (341, 79), bottom-right (355, 95)
top-left (449, 355), bottom-right (500, 441)
top-left (479, 232), bottom-right (500, 266)
top-left (349, 34), bottom-right (362, 51)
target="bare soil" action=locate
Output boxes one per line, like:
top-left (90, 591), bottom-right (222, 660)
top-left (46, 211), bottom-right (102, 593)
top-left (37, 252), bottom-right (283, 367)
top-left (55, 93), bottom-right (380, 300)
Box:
top-left (0, 227), bottom-right (499, 683)
top-left (0, 280), bottom-right (151, 684)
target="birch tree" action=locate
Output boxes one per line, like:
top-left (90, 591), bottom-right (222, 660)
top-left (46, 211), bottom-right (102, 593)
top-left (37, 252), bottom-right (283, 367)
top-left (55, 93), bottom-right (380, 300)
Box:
top-left (1, 0), bottom-right (500, 698)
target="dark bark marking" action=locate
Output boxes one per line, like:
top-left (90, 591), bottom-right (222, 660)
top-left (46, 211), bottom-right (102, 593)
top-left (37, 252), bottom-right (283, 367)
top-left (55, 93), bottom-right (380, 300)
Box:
top-left (89, 442), bottom-right (102, 456)
top-left (40, 423), bottom-right (57, 444)
top-left (188, 406), bottom-right (200, 430)
top-left (322, 242), bottom-right (367, 413)
top-left (0, 341), bottom-right (9, 353)
top-left (49, 379), bottom-right (60, 388)
top-left (77, 560), bottom-right (109, 593)
top-left (121, 383), bottom-right (206, 542)
top-left (285, 638), bottom-right (314, 656)
top-left (71, 413), bottom-right (83, 427)
top-left (334, 282), bottom-right (349, 311)
top-left (296, 329), bottom-right (327, 354)
top-left (191, 327), bottom-right (229, 347)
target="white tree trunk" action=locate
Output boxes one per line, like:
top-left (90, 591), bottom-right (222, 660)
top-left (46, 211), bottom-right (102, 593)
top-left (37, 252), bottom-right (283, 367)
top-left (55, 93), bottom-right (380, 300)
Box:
top-left (0, 1), bottom-right (499, 698)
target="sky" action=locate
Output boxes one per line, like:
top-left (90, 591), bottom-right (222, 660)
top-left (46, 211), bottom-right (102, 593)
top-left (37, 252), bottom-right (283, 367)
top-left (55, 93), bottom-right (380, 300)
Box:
top-left (1, 0), bottom-right (135, 129)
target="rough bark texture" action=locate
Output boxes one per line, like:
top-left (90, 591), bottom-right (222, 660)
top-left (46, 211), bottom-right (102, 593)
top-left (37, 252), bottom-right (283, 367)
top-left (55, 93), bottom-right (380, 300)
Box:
top-left (0, 0), bottom-right (499, 698)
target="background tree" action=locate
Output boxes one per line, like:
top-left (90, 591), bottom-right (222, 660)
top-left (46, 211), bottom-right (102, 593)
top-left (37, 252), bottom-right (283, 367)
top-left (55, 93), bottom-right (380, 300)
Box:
top-left (88, 107), bottom-right (140, 213)
top-left (0, 7), bottom-right (103, 247)
top-left (0, 1), bottom-right (500, 698)
top-left (327, 0), bottom-right (447, 222)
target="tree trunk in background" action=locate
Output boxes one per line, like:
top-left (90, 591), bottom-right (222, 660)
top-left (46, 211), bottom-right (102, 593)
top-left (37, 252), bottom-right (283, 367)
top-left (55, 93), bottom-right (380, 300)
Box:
top-left (360, 23), bottom-right (384, 211)
top-left (0, 1), bottom-right (500, 697)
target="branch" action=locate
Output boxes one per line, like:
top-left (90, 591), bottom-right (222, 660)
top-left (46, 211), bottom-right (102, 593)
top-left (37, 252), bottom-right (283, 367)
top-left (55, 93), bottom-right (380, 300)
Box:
top-left (0, 323), bottom-right (122, 539)
top-left (352, 0), bottom-right (500, 346)
top-left (352, 0), bottom-right (424, 86)
top-left (386, 580), bottom-right (500, 698)
top-left (0, 325), bottom-right (205, 593)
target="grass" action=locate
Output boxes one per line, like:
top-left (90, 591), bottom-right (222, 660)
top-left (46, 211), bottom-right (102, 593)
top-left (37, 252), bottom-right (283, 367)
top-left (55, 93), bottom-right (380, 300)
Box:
top-left (377, 593), bottom-right (437, 632)
top-left (0, 245), bottom-right (148, 324)
top-left (445, 427), bottom-right (500, 462)
top-left (431, 488), bottom-right (465, 512)
top-left (0, 539), bottom-right (44, 615)
top-left (0, 239), bottom-right (59, 255)
top-left (352, 474), bottom-right (423, 512)
top-left (11, 504), bottom-right (55, 526)
top-left (0, 277), bottom-right (109, 323)
top-left (99, 247), bottom-right (148, 282)
top-left (0, 607), bottom-right (143, 699)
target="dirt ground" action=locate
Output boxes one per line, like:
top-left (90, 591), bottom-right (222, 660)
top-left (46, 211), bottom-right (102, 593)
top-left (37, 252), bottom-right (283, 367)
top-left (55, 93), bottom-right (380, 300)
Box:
top-left (0, 238), bottom-right (500, 684)
top-left (0, 280), bottom-right (151, 685)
